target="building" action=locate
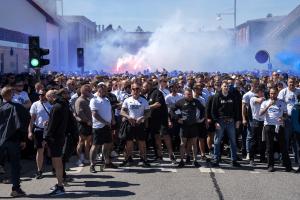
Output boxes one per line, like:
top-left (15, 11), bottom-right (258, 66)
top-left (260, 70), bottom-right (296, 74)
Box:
top-left (235, 15), bottom-right (284, 47)
top-left (63, 16), bottom-right (97, 69)
top-left (0, 0), bottom-right (68, 73)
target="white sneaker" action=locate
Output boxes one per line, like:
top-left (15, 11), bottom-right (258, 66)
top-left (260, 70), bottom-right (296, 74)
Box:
top-left (110, 151), bottom-right (119, 158)
top-left (0, 165), bottom-right (5, 174)
top-left (76, 160), bottom-right (84, 167)
top-left (246, 153), bottom-right (250, 161)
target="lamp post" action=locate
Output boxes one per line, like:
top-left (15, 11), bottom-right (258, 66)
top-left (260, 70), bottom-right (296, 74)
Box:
top-left (216, 0), bottom-right (237, 30)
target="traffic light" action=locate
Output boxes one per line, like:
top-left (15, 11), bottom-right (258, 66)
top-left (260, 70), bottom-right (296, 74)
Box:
top-left (77, 48), bottom-right (84, 68)
top-left (29, 36), bottom-right (50, 68)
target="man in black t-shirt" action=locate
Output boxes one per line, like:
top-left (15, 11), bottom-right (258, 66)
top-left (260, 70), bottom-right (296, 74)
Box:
top-left (142, 81), bottom-right (175, 162)
top-left (173, 88), bottom-right (205, 168)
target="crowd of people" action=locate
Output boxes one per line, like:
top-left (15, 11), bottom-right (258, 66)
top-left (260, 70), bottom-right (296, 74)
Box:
top-left (0, 70), bottom-right (300, 197)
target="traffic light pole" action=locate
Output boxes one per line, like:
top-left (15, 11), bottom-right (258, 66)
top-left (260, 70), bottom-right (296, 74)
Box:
top-left (34, 68), bottom-right (41, 82)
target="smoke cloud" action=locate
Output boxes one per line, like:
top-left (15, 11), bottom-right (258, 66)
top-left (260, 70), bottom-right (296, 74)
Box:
top-left (85, 13), bottom-right (263, 73)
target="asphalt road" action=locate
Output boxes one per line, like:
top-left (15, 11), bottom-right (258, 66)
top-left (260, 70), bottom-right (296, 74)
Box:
top-left (0, 155), bottom-right (300, 200)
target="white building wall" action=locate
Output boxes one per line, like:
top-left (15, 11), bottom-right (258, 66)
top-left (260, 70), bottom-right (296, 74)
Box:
top-left (0, 0), bottom-right (47, 46)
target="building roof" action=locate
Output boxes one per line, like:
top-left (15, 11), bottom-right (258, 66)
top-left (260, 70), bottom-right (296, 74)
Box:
top-left (267, 4), bottom-right (300, 39)
top-left (63, 16), bottom-right (97, 28)
top-left (26, 0), bottom-right (59, 25)
top-left (236, 16), bottom-right (284, 29)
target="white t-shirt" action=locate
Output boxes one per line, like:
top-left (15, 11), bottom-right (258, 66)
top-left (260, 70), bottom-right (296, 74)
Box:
top-left (260, 99), bottom-right (287, 126)
top-left (89, 96), bottom-right (112, 129)
top-left (30, 100), bottom-right (52, 129)
top-left (249, 96), bottom-right (264, 121)
top-left (242, 91), bottom-right (255, 105)
top-left (165, 93), bottom-right (184, 111)
top-left (122, 96), bottom-right (150, 119)
top-left (277, 87), bottom-right (300, 116)
top-left (12, 91), bottom-right (30, 105)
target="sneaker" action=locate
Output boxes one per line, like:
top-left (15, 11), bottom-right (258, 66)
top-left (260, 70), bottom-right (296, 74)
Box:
top-left (49, 185), bottom-right (65, 196)
top-left (35, 171), bottom-right (44, 179)
top-left (10, 188), bottom-right (26, 197)
top-left (231, 161), bottom-right (241, 168)
top-left (110, 151), bottom-right (119, 158)
top-left (120, 157), bottom-right (134, 167)
top-left (285, 167), bottom-right (295, 173)
top-left (249, 160), bottom-right (255, 167)
top-left (90, 165), bottom-right (97, 173)
top-left (170, 155), bottom-right (177, 164)
top-left (193, 161), bottom-right (201, 168)
top-left (186, 155), bottom-right (191, 164)
top-left (295, 167), bottom-right (300, 173)
top-left (268, 166), bottom-right (275, 172)
top-left (246, 153), bottom-right (250, 160)
top-left (104, 163), bottom-right (118, 169)
top-left (140, 160), bottom-right (151, 168)
top-left (76, 159), bottom-right (84, 167)
top-left (0, 165), bottom-right (5, 174)
top-left (211, 160), bottom-right (220, 168)
top-left (177, 160), bottom-right (185, 168)
top-left (119, 160), bottom-right (130, 167)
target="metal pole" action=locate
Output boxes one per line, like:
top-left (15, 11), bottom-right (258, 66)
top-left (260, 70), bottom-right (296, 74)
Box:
top-left (61, 0), bottom-right (64, 16)
top-left (234, 0), bottom-right (237, 29)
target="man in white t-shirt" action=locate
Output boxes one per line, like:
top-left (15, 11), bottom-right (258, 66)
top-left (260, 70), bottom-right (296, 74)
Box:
top-left (259, 87), bottom-right (292, 172)
top-left (28, 90), bottom-right (52, 179)
top-left (165, 82), bottom-right (183, 156)
top-left (277, 77), bottom-right (300, 163)
top-left (242, 79), bottom-right (258, 159)
top-left (120, 83), bottom-right (151, 167)
top-left (249, 87), bottom-right (266, 166)
top-left (12, 80), bottom-right (31, 109)
top-left (89, 83), bottom-right (116, 173)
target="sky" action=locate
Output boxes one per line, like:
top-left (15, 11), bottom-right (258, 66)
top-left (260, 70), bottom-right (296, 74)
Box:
top-left (62, 0), bottom-right (300, 31)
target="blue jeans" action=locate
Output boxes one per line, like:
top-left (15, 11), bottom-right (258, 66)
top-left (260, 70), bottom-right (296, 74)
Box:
top-left (285, 118), bottom-right (298, 163)
top-left (214, 119), bottom-right (238, 161)
top-left (0, 141), bottom-right (21, 190)
top-left (245, 120), bottom-right (252, 154)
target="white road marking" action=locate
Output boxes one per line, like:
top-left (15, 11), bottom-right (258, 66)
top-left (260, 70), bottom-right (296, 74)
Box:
top-left (199, 167), bottom-right (225, 173)
top-left (67, 166), bottom-right (84, 174)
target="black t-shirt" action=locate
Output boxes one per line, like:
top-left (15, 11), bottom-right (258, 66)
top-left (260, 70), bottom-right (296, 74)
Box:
top-left (147, 88), bottom-right (168, 123)
top-left (211, 91), bottom-right (240, 121)
top-left (174, 98), bottom-right (205, 126)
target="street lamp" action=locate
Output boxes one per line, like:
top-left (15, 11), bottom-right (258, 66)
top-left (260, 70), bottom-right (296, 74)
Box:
top-left (216, 0), bottom-right (237, 30)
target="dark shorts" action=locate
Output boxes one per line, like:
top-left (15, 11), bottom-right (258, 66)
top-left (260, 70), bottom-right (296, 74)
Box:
top-left (149, 118), bottom-right (169, 136)
top-left (93, 126), bottom-right (112, 145)
top-left (33, 129), bottom-right (44, 149)
top-left (168, 121), bottom-right (181, 137)
top-left (48, 141), bottom-right (64, 158)
top-left (180, 124), bottom-right (199, 139)
top-left (198, 122), bottom-right (207, 139)
top-left (78, 122), bottom-right (92, 136)
top-left (127, 123), bottom-right (147, 141)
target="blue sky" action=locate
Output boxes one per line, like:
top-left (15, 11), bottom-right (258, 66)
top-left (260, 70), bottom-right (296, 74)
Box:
top-left (63, 0), bottom-right (300, 31)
